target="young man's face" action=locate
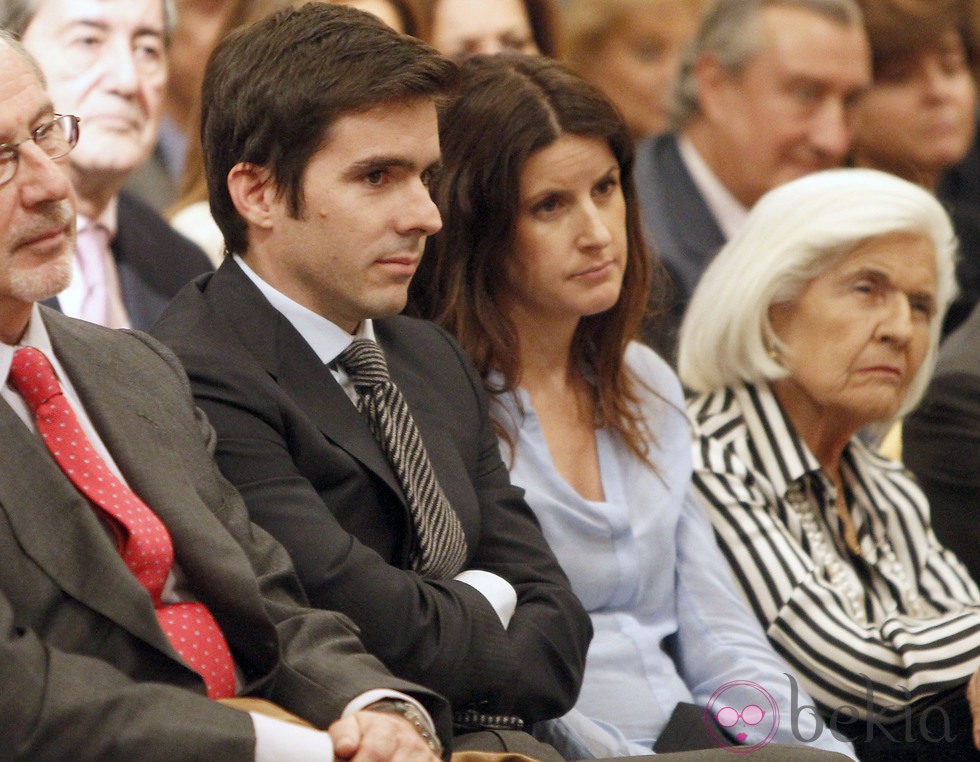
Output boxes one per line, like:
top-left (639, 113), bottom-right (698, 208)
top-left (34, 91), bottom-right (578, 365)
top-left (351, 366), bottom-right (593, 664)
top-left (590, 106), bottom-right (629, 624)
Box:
top-left (250, 97), bottom-right (443, 333)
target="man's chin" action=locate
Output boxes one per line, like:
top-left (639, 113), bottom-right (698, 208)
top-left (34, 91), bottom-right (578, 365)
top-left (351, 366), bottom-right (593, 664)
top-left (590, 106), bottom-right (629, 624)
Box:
top-left (71, 138), bottom-right (153, 184)
top-left (9, 259), bottom-right (73, 304)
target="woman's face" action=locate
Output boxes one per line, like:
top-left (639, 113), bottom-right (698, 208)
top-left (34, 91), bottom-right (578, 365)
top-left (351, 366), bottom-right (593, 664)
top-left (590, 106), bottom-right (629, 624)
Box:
top-left (431, 0), bottom-right (537, 59)
top-left (502, 134), bottom-right (628, 328)
top-left (852, 31), bottom-right (976, 186)
top-left (584, 1), bottom-right (701, 139)
top-left (769, 232), bottom-right (937, 436)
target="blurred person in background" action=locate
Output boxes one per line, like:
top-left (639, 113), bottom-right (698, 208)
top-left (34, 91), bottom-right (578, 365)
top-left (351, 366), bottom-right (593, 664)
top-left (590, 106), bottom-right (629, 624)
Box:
top-left (421, 0), bottom-right (562, 59)
top-left (562, 0), bottom-right (705, 141)
top-left (935, 0), bottom-right (980, 334)
top-left (331, 0), bottom-right (426, 35)
top-left (1, 0), bottom-right (213, 329)
top-left (126, 0), bottom-right (247, 210)
top-left (850, 0), bottom-right (978, 336)
top-left (903, 297), bottom-right (980, 587)
top-left (632, 0), bottom-right (869, 362)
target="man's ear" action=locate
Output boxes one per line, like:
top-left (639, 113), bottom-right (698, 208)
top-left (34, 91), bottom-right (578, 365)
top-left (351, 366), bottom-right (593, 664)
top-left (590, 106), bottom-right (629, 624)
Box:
top-left (227, 163), bottom-right (276, 230)
top-left (694, 53), bottom-right (738, 124)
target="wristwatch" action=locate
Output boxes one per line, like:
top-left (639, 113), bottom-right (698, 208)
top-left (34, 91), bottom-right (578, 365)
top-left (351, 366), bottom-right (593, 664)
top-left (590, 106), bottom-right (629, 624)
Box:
top-left (365, 699), bottom-right (443, 756)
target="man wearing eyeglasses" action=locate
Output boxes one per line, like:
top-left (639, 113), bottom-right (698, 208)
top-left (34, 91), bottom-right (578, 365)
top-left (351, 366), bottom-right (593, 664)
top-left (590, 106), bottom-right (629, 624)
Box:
top-left (0, 29), bottom-right (451, 762)
top-left (0, 0), bottom-right (212, 330)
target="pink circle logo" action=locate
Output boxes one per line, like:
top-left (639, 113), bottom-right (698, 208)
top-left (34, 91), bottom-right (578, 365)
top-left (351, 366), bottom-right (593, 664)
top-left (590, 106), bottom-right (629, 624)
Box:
top-left (704, 680), bottom-right (780, 753)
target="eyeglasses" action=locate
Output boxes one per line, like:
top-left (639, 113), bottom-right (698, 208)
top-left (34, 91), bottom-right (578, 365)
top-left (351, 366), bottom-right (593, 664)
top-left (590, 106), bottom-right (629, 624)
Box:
top-left (0, 114), bottom-right (79, 187)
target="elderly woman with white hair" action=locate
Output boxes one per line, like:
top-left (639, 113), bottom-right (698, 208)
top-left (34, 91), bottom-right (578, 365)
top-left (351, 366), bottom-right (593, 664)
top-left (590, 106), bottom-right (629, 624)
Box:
top-left (681, 167), bottom-right (980, 760)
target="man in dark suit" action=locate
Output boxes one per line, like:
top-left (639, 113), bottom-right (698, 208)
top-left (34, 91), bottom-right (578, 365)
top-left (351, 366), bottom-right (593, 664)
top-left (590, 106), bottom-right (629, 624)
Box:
top-left (152, 5), bottom-right (591, 754)
top-left (0, 29), bottom-right (448, 761)
top-left (903, 301), bottom-right (980, 585)
top-left (634, 0), bottom-right (870, 359)
top-left (1, 0), bottom-right (212, 330)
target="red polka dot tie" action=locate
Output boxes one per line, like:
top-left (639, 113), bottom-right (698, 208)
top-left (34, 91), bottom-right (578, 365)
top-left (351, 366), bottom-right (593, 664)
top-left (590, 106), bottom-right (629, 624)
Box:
top-left (9, 346), bottom-right (236, 699)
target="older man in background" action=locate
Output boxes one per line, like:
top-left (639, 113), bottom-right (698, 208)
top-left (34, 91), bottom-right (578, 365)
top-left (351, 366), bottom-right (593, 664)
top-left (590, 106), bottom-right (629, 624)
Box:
top-left (0, 0), bottom-right (212, 329)
top-left (634, 0), bottom-right (870, 359)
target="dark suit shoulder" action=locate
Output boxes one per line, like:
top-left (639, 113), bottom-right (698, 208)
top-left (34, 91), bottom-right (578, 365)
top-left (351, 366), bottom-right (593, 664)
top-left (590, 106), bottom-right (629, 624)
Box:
top-left (151, 271), bottom-right (218, 336)
top-left (374, 313), bottom-right (473, 367)
top-left (374, 315), bottom-right (486, 408)
top-left (151, 272), bottom-right (270, 405)
top-left (112, 192), bottom-right (214, 330)
top-left (115, 192), bottom-right (213, 287)
top-left (934, 302), bottom-right (980, 377)
top-left (633, 132), bottom-right (724, 270)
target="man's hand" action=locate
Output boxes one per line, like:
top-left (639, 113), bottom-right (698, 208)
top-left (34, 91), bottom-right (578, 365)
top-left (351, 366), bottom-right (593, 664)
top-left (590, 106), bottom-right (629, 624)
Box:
top-left (968, 666), bottom-right (980, 750)
top-left (329, 710), bottom-right (441, 762)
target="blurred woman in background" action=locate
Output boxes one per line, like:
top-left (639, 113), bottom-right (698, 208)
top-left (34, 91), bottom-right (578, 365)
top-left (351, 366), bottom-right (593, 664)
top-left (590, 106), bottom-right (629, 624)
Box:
top-left (420, 0), bottom-right (562, 59)
top-left (562, 0), bottom-right (704, 140)
top-left (850, 0), bottom-right (977, 334)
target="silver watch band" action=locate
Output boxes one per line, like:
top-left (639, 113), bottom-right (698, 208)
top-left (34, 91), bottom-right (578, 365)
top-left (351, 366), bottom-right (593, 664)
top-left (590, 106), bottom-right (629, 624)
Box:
top-left (365, 699), bottom-right (443, 756)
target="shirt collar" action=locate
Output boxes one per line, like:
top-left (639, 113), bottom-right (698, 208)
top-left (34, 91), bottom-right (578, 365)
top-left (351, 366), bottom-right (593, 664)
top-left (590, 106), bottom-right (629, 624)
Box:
top-left (677, 135), bottom-right (748, 241)
top-left (0, 304), bottom-right (64, 385)
top-left (232, 255), bottom-right (375, 364)
top-left (78, 195), bottom-right (119, 240)
top-left (733, 381), bottom-right (824, 498)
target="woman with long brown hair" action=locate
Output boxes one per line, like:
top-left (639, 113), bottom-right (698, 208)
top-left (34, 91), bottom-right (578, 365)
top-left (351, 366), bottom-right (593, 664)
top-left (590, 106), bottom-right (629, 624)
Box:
top-left (412, 53), bottom-right (853, 758)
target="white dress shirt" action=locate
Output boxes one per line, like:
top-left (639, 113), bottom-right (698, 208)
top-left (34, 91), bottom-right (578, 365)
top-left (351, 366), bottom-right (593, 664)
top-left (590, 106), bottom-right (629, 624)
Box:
top-left (234, 255), bottom-right (517, 627)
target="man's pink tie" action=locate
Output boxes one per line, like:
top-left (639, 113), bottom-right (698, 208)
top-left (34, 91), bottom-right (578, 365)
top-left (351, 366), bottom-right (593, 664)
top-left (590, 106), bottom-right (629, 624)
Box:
top-left (74, 222), bottom-right (110, 326)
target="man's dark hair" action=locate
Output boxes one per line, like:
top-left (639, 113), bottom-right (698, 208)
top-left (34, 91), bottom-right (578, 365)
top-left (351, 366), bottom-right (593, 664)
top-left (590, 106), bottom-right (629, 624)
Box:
top-left (202, 2), bottom-right (456, 256)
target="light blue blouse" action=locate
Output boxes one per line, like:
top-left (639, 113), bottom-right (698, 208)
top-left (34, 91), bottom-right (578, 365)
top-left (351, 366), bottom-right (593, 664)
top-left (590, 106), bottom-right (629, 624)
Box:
top-left (493, 343), bottom-right (854, 758)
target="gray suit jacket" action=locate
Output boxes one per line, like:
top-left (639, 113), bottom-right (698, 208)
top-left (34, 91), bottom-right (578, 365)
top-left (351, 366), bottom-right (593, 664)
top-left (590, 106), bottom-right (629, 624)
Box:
top-left (0, 307), bottom-right (448, 760)
top-left (634, 133), bottom-right (726, 359)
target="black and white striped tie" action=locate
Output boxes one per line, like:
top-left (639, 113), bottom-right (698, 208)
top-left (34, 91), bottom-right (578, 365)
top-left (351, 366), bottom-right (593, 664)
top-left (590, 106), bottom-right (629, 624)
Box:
top-left (337, 338), bottom-right (468, 579)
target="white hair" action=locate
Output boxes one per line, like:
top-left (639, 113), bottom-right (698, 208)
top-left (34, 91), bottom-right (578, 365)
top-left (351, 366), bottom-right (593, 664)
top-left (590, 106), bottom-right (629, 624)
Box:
top-left (678, 167), bottom-right (958, 418)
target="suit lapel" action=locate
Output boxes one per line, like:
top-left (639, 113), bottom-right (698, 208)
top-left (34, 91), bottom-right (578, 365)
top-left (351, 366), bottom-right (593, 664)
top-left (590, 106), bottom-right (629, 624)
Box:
top-left (638, 135), bottom-right (726, 295)
top-left (659, 138), bottom-right (726, 280)
top-left (208, 262), bottom-right (408, 503)
top-left (40, 310), bottom-right (276, 669)
top-left (0, 355), bottom-right (173, 656)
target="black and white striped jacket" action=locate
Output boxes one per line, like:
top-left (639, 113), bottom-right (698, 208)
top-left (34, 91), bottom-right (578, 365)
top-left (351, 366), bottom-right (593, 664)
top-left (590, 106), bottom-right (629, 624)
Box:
top-left (688, 382), bottom-right (980, 720)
